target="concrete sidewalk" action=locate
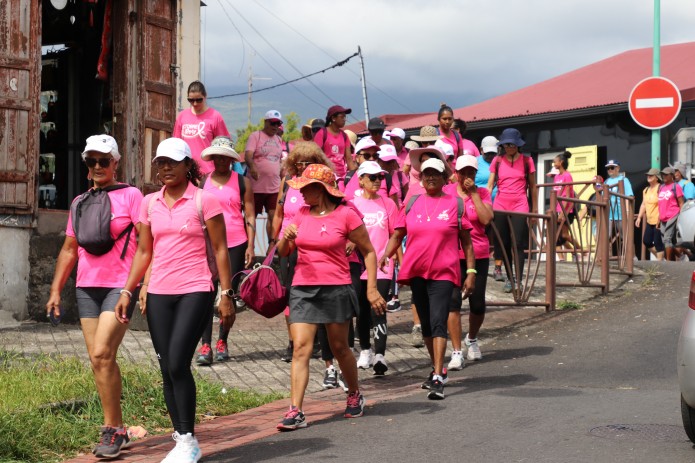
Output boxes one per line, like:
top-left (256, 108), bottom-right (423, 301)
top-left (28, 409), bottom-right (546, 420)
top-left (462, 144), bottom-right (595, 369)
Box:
top-left (0, 262), bottom-right (641, 462)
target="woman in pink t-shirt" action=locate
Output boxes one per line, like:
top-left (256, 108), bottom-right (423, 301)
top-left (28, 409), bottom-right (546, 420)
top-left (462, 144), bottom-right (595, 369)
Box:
top-left (46, 135), bottom-right (143, 458)
top-left (173, 81), bottom-right (230, 175)
top-left (352, 161), bottom-right (400, 376)
top-left (487, 128), bottom-right (538, 293)
top-left (195, 136), bottom-right (256, 366)
top-left (552, 151), bottom-right (581, 256)
top-left (276, 164), bottom-right (386, 430)
top-left (443, 155), bottom-right (493, 370)
top-left (658, 167), bottom-right (685, 260)
top-left (380, 157), bottom-right (476, 400)
top-left (114, 138), bottom-right (233, 461)
top-left (313, 105), bottom-right (356, 178)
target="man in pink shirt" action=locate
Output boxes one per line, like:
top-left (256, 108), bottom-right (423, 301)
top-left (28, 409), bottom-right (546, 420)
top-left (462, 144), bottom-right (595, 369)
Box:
top-left (245, 110), bottom-right (284, 243)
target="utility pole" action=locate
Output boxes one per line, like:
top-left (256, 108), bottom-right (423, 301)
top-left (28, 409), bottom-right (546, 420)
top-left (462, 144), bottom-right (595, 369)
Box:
top-left (652, 0), bottom-right (661, 168)
top-left (358, 46), bottom-right (370, 124)
top-left (247, 52), bottom-right (271, 125)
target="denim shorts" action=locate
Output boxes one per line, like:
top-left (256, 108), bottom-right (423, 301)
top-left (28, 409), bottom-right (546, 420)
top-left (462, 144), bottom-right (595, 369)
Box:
top-left (75, 287), bottom-right (139, 319)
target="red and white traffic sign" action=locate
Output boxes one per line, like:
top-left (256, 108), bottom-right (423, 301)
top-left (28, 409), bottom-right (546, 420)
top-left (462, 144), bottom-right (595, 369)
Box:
top-left (628, 76), bottom-right (682, 130)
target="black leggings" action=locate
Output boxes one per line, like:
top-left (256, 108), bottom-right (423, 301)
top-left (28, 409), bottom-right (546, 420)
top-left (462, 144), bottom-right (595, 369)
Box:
top-left (147, 291), bottom-right (214, 435)
top-left (492, 214), bottom-right (528, 280)
top-left (318, 262), bottom-right (359, 361)
top-left (357, 279), bottom-right (390, 354)
top-left (450, 258), bottom-right (489, 315)
top-left (201, 242), bottom-right (247, 345)
top-left (410, 278), bottom-right (455, 339)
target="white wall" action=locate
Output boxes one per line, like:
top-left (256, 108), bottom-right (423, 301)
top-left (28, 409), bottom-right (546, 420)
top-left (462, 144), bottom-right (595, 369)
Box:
top-left (0, 228), bottom-right (30, 327)
top-left (177, 0), bottom-right (202, 111)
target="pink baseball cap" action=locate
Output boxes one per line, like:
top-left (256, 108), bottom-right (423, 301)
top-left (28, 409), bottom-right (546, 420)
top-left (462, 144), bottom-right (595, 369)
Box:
top-left (378, 144), bottom-right (398, 162)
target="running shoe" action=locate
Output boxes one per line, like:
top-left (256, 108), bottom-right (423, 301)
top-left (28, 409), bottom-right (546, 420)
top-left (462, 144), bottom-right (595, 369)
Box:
top-left (277, 406), bottom-right (306, 431)
top-left (337, 371), bottom-right (349, 393)
top-left (93, 426), bottom-right (129, 459)
top-left (503, 279), bottom-right (513, 293)
top-left (357, 349), bottom-right (373, 369)
top-left (411, 325), bottom-right (424, 348)
top-left (493, 265), bottom-right (504, 281)
top-left (344, 390), bottom-right (365, 418)
top-left (215, 339), bottom-right (229, 361)
top-left (322, 366), bottom-right (338, 389)
top-left (447, 351), bottom-right (464, 371)
top-left (281, 342), bottom-right (293, 362)
top-left (386, 298), bottom-right (401, 312)
top-left (161, 431), bottom-right (201, 463)
top-left (427, 378), bottom-right (445, 400)
top-left (465, 335), bottom-right (482, 361)
top-left (421, 368), bottom-right (448, 390)
top-left (195, 343), bottom-right (212, 366)
top-left (233, 296), bottom-right (246, 311)
top-left (373, 353), bottom-right (388, 376)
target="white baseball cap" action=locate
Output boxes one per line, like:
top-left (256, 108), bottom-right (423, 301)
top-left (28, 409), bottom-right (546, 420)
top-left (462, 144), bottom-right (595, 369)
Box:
top-left (455, 154), bottom-right (478, 171)
top-left (480, 136), bottom-right (499, 154)
top-left (378, 144), bottom-right (398, 162)
top-left (264, 110), bottom-right (282, 122)
top-left (154, 137), bottom-right (192, 162)
top-left (421, 158), bottom-right (446, 173)
top-left (82, 134), bottom-right (120, 160)
top-left (357, 161), bottom-right (387, 177)
top-left (354, 137), bottom-right (379, 154)
top-left (389, 128), bottom-right (406, 140)
top-left (434, 140), bottom-right (455, 158)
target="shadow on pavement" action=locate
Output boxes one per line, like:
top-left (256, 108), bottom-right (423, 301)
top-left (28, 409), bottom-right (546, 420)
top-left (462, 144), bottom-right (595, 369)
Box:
top-left (205, 437), bottom-right (332, 462)
top-left (480, 345), bottom-right (554, 361)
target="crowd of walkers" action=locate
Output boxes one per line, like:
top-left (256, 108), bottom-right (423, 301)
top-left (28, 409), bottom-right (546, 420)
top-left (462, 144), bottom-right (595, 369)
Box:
top-left (45, 80), bottom-right (695, 462)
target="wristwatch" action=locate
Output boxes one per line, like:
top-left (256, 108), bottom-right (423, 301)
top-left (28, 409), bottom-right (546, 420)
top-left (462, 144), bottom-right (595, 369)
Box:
top-left (220, 289), bottom-right (234, 298)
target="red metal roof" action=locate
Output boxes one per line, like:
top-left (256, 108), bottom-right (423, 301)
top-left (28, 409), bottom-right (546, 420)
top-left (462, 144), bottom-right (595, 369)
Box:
top-left (381, 41), bottom-right (695, 131)
top-left (344, 112), bottom-right (431, 134)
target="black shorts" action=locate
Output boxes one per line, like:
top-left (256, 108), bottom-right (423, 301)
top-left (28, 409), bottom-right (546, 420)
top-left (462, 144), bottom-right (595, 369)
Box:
top-left (254, 192), bottom-right (279, 216)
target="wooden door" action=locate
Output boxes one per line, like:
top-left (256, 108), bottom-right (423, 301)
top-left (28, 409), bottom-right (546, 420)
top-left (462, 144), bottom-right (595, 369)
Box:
top-left (0, 0), bottom-right (40, 216)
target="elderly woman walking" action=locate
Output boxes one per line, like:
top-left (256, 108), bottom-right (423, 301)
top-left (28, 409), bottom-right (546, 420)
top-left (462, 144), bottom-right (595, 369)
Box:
top-left (276, 163), bottom-right (386, 430)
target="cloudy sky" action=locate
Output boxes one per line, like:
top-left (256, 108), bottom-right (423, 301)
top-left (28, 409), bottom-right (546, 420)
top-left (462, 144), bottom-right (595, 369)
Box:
top-left (199, 0), bottom-right (695, 134)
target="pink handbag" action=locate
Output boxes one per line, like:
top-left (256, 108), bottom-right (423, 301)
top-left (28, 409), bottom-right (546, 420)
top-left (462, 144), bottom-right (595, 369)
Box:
top-left (233, 245), bottom-right (287, 318)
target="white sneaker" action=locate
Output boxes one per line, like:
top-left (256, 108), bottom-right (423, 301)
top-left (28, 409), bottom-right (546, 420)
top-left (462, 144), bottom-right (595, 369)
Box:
top-left (373, 353), bottom-right (388, 375)
top-left (161, 432), bottom-right (201, 463)
top-left (356, 349), bottom-right (373, 369)
top-left (447, 351), bottom-right (464, 370)
top-left (465, 335), bottom-right (482, 361)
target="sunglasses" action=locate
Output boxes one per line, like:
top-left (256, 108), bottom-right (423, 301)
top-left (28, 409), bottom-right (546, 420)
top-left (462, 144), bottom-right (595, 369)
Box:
top-left (84, 157), bottom-right (113, 168)
top-left (359, 152), bottom-right (378, 161)
top-left (187, 97), bottom-right (204, 104)
top-left (269, 121), bottom-right (282, 127)
top-left (607, 166), bottom-right (617, 170)
top-left (153, 158), bottom-right (183, 168)
top-left (502, 143), bottom-right (516, 148)
top-left (366, 174), bottom-right (385, 182)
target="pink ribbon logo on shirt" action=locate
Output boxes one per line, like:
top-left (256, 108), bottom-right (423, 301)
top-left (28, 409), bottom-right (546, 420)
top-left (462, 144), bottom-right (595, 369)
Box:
top-left (181, 122), bottom-right (207, 139)
top-left (363, 211), bottom-right (386, 229)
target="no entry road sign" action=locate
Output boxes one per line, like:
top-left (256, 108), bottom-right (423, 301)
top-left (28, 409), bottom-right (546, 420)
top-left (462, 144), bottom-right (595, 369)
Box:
top-left (628, 76), bottom-right (682, 130)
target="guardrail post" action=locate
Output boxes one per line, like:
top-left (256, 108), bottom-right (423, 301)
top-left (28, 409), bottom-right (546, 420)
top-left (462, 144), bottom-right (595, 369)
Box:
top-left (599, 185), bottom-right (610, 294)
top-left (546, 191), bottom-right (557, 311)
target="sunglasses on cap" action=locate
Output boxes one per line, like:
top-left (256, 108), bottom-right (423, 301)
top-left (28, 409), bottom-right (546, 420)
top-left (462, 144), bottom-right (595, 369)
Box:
top-left (84, 157), bottom-right (113, 168)
top-left (187, 97), bottom-right (204, 104)
top-left (153, 158), bottom-right (183, 168)
top-left (269, 120), bottom-right (282, 127)
top-left (366, 174), bottom-right (385, 182)
top-left (359, 152), bottom-right (378, 161)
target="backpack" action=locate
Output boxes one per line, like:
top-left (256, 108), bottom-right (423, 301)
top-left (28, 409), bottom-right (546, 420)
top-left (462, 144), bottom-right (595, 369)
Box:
top-left (147, 189), bottom-right (220, 281)
top-left (70, 184), bottom-right (134, 258)
top-left (317, 127), bottom-right (349, 152)
top-left (405, 194), bottom-right (465, 228)
top-left (200, 172), bottom-right (246, 212)
top-left (344, 169), bottom-right (393, 197)
top-left (435, 127), bottom-right (462, 156)
top-left (232, 245), bottom-right (287, 318)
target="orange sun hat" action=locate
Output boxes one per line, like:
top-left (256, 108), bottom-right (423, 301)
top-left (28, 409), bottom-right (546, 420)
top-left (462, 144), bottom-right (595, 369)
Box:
top-left (286, 164), bottom-right (344, 198)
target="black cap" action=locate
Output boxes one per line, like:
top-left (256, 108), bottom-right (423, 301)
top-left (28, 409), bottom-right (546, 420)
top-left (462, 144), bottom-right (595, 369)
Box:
top-left (311, 118), bottom-right (325, 131)
top-left (368, 117), bottom-right (386, 131)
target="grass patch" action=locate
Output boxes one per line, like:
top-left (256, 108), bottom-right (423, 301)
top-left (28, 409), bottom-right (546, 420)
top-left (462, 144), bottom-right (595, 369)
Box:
top-left (0, 351), bottom-right (283, 463)
top-left (557, 300), bottom-right (582, 310)
top-left (640, 263), bottom-right (662, 288)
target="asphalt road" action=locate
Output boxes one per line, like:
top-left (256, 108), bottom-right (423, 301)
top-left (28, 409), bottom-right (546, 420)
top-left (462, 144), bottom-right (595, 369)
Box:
top-left (206, 262), bottom-right (695, 463)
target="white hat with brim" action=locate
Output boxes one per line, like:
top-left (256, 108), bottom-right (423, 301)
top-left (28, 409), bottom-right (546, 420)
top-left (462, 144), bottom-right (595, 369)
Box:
top-left (390, 128), bottom-right (406, 140)
top-left (378, 144), bottom-right (398, 162)
top-left (421, 158), bottom-right (446, 174)
top-left (154, 137), bottom-right (191, 162)
top-left (434, 140), bottom-right (455, 158)
top-left (409, 146), bottom-right (452, 178)
top-left (201, 137), bottom-right (241, 161)
top-left (82, 134), bottom-right (120, 160)
top-left (355, 137), bottom-right (380, 154)
top-left (455, 154), bottom-right (478, 171)
top-left (357, 161), bottom-right (387, 177)
top-left (480, 136), bottom-right (499, 154)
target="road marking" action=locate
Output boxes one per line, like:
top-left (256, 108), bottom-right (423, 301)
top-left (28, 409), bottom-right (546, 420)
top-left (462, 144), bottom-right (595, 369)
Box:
top-left (635, 97), bottom-right (674, 109)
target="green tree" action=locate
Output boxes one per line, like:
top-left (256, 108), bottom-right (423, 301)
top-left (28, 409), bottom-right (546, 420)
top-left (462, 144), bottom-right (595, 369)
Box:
top-left (234, 112), bottom-right (301, 153)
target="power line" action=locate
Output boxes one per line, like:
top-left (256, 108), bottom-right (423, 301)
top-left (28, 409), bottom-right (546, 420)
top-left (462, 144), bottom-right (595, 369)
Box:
top-left (250, 0), bottom-right (416, 114)
top-left (217, 1), bottom-right (246, 77)
top-left (208, 52), bottom-right (359, 100)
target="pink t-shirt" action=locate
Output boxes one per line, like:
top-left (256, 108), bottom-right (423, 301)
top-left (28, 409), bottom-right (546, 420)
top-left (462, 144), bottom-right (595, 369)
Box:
top-left (173, 108), bottom-right (230, 175)
top-left (245, 130), bottom-right (283, 194)
top-left (658, 182), bottom-right (684, 222)
top-left (553, 171), bottom-right (575, 213)
top-left (402, 181), bottom-right (425, 207)
top-left (396, 147), bottom-right (409, 168)
top-left (443, 184), bottom-right (491, 260)
top-left (280, 182), bottom-right (306, 236)
top-left (140, 182), bottom-right (224, 294)
top-left (66, 185), bottom-right (143, 288)
top-left (490, 155), bottom-right (535, 212)
top-left (202, 172), bottom-right (247, 247)
top-left (342, 172), bottom-right (392, 202)
top-left (353, 195), bottom-right (398, 280)
top-left (314, 128), bottom-right (349, 178)
top-left (291, 204), bottom-right (364, 285)
top-left (396, 193), bottom-right (472, 285)
top-left (462, 138), bottom-right (481, 157)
